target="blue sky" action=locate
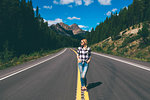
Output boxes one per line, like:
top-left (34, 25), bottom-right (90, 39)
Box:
top-left (32, 0), bottom-right (133, 31)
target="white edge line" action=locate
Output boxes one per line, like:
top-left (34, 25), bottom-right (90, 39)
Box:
top-left (0, 48), bottom-right (67, 81)
top-left (92, 52), bottom-right (150, 72)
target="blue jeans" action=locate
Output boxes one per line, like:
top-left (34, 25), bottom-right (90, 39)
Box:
top-left (78, 61), bottom-right (89, 87)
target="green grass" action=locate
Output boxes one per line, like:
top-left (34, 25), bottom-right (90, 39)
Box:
top-left (0, 48), bottom-right (64, 70)
top-left (92, 47), bottom-right (150, 62)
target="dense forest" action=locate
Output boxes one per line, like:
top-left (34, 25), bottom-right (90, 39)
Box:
top-left (0, 0), bottom-right (79, 63)
top-left (86, 0), bottom-right (150, 45)
top-left (1, 0), bottom-right (150, 68)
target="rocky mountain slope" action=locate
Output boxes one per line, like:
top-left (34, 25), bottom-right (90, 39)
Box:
top-left (91, 23), bottom-right (150, 62)
top-left (50, 22), bottom-right (85, 36)
top-left (50, 23), bottom-right (73, 36)
top-left (70, 23), bottom-right (85, 35)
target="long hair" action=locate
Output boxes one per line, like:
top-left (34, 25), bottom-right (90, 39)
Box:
top-left (81, 39), bottom-right (88, 45)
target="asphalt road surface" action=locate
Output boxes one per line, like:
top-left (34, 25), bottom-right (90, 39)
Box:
top-left (0, 48), bottom-right (150, 100)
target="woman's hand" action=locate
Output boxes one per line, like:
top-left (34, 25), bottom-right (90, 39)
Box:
top-left (86, 60), bottom-right (90, 64)
top-left (78, 59), bottom-right (82, 63)
top-left (77, 55), bottom-right (82, 63)
top-left (86, 57), bottom-right (91, 64)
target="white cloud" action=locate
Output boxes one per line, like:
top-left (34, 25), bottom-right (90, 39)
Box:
top-left (44, 18), bottom-right (63, 26)
top-left (33, 8), bottom-right (36, 11)
top-left (79, 25), bottom-right (88, 28)
top-left (89, 27), bottom-right (93, 32)
top-left (106, 11), bottom-right (111, 16)
top-left (60, 0), bottom-right (74, 5)
top-left (33, 8), bottom-right (41, 11)
top-left (106, 8), bottom-right (118, 16)
top-left (68, 5), bottom-right (73, 8)
top-left (97, 23), bottom-right (100, 25)
top-left (53, 0), bottom-right (94, 6)
top-left (75, 0), bottom-right (82, 5)
top-left (43, 6), bottom-right (53, 9)
top-left (83, 0), bottom-right (94, 6)
top-left (112, 8), bottom-right (117, 12)
top-left (98, 0), bottom-right (111, 5)
top-left (67, 16), bottom-right (81, 20)
top-left (53, 0), bottom-right (59, 4)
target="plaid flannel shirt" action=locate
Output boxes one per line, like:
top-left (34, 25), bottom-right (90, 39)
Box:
top-left (77, 46), bottom-right (91, 62)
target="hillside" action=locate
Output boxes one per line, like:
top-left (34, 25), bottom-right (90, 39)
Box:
top-left (91, 23), bottom-right (150, 62)
top-left (86, 0), bottom-right (150, 45)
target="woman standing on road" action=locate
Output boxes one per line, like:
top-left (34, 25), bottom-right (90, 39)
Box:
top-left (77, 39), bottom-right (91, 91)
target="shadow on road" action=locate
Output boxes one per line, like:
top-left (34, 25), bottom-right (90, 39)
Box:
top-left (87, 81), bottom-right (102, 91)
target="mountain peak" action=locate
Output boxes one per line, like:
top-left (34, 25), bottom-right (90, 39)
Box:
top-left (59, 22), bottom-right (66, 26)
top-left (70, 23), bottom-right (80, 30)
top-left (58, 22), bottom-right (72, 30)
top-left (70, 23), bottom-right (84, 35)
top-left (54, 22), bottom-right (85, 35)
top-left (71, 23), bottom-right (78, 26)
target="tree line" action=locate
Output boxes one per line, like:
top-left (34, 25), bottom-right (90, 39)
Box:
top-left (86, 0), bottom-right (150, 45)
top-left (0, 0), bottom-right (79, 61)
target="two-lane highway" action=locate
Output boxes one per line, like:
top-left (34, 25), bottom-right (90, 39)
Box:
top-left (0, 49), bottom-right (77, 100)
top-left (0, 48), bottom-right (150, 100)
top-left (87, 53), bottom-right (150, 100)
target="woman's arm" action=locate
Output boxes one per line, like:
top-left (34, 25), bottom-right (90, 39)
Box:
top-left (87, 47), bottom-right (91, 63)
top-left (77, 47), bottom-right (82, 63)
top-left (86, 57), bottom-right (91, 63)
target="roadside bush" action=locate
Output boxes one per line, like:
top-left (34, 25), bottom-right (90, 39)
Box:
top-left (120, 35), bottom-right (140, 48)
top-left (135, 52), bottom-right (146, 59)
top-left (122, 48), bottom-right (128, 53)
top-left (128, 27), bottom-right (130, 30)
top-left (148, 47), bottom-right (150, 53)
top-left (129, 45), bottom-right (136, 49)
top-left (102, 42), bottom-right (108, 48)
top-left (132, 25), bottom-right (135, 29)
top-left (147, 58), bottom-right (150, 62)
top-left (138, 22), bottom-right (150, 48)
top-left (105, 49), bottom-right (113, 54)
top-left (0, 49), bottom-right (14, 63)
top-left (108, 43), bottom-right (115, 51)
top-left (112, 35), bottom-right (122, 41)
top-left (138, 24), bottom-right (141, 28)
top-left (95, 46), bottom-right (103, 51)
top-left (0, 48), bottom-right (63, 70)
top-left (122, 30), bottom-right (127, 35)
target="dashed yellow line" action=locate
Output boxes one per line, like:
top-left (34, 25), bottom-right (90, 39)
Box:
top-left (84, 91), bottom-right (89, 100)
top-left (77, 65), bottom-right (81, 100)
top-left (70, 48), bottom-right (77, 55)
top-left (70, 48), bottom-right (89, 100)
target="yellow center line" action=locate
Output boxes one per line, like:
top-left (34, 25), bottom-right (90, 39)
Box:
top-left (77, 66), bottom-right (81, 100)
top-left (84, 91), bottom-right (89, 100)
top-left (70, 48), bottom-right (89, 100)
